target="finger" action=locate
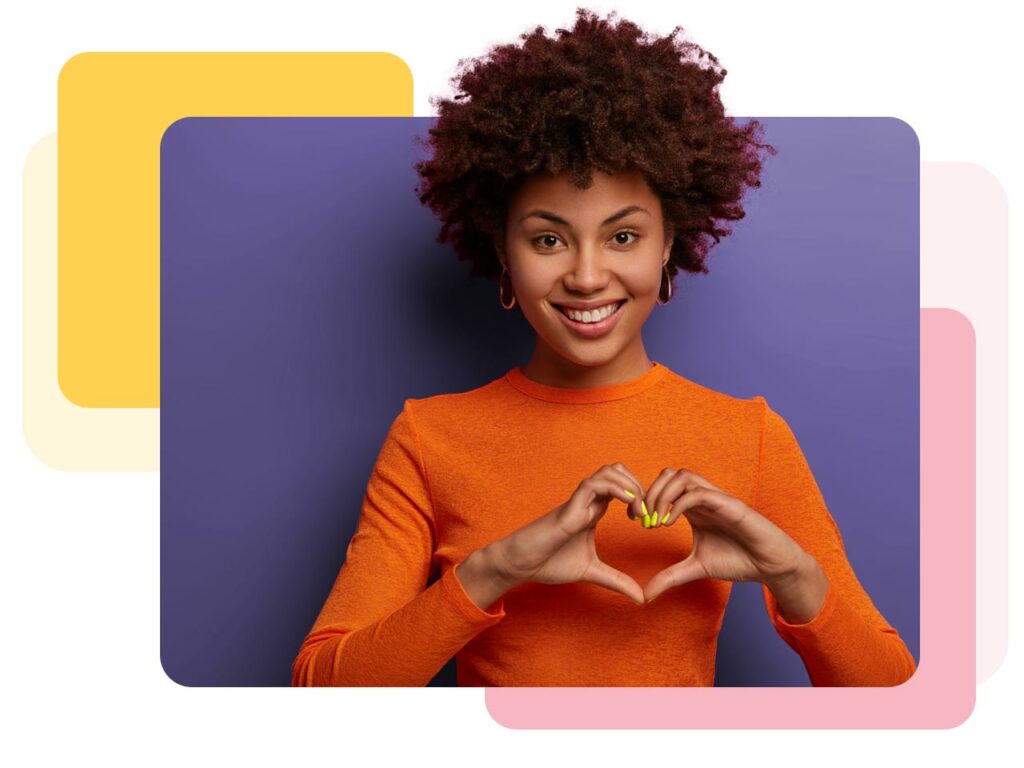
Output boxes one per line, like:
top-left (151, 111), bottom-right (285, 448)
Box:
top-left (663, 485), bottom-right (741, 530)
top-left (596, 468), bottom-right (647, 521)
top-left (680, 469), bottom-right (722, 493)
top-left (649, 469), bottom-right (722, 529)
top-left (611, 461), bottom-right (644, 491)
top-left (604, 466), bottom-right (645, 521)
top-left (600, 465), bottom-right (646, 521)
top-left (655, 470), bottom-right (723, 526)
top-left (583, 558), bottom-right (646, 606)
top-left (561, 476), bottom-right (637, 532)
top-left (643, 554), bottom-right (708, 603)
top-left (643, 467), bottom-right (682, 528)
top-left (610, 462), bottom-right (647, 521)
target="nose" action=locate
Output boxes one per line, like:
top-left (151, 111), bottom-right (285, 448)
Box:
top-left (563, 241), bottom-right (610, 293)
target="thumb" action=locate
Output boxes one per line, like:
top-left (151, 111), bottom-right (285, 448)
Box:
top-left (582, 559), bottom-right (645, 606)
top-left (643, 554), bottom-right (707, 603)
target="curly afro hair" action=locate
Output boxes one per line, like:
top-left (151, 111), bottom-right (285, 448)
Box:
top-left (413, 7), bottom-right (777, 289)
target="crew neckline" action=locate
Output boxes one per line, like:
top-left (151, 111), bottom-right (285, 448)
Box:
top-left (504, 360), bottom-right (669, 404)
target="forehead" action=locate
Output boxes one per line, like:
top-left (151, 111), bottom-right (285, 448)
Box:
top-left (508, 169), bottom-right (661, 221)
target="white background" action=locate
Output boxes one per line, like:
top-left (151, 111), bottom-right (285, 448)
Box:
top-left (0, 0), bottom-right (1018, 764)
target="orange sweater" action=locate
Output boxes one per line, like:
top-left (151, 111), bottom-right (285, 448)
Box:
top-left (291, 361), bottom-right (917, 687)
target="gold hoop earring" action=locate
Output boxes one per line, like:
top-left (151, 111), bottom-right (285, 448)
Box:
top-left (656, 264), bottom-right (673, 305)
top-left (499, 264), bottom-right (517, 309)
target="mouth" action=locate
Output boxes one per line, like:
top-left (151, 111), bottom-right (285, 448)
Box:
top-left (551, 300), bottom-right (626, 338)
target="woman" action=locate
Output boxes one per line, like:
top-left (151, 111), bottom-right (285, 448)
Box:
top-left (291, 8), bottom-right (917, 687)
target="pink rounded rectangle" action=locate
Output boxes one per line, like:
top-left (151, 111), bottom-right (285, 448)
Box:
top-left (485, 308), bottom-right (974, 729)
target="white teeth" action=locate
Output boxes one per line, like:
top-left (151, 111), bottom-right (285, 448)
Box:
top-left (560, 302), bottom-right (621, 323)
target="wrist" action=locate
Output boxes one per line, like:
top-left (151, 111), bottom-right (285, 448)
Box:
top-left (456, 545), bottom-right (519, 613)
top-left (476, 542), bottom-right (524, 590)
top-left (765, 553), bottom-right (830, 625)
top-left (764, 552), bottom-right (815, 593)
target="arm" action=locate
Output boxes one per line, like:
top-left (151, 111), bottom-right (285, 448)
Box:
top-left (291, 400), bottom-right (508, 687)
top-left (753, 397), bottom-right (918, 687)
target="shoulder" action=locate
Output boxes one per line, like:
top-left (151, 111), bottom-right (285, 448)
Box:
top-left (658, 365), bottom-right (765, 420)
top-left (399, 372), bottom-right (512, 424)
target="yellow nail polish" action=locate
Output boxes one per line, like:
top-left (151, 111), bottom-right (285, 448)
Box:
top-left (624, 489), bottom-right (636, 499)
top-left (652, 510), bottom-right (660, 526)
top-left (641, 499), bottom-right (649, 516)
top-left (642, 513), bottom-right (651, 528)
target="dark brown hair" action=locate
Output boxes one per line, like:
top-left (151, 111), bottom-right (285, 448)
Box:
top-left (414, 7), bottom-right (776, 290)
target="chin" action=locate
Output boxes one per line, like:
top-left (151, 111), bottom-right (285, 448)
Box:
top-left (554, 342), bottom-right (622, 367)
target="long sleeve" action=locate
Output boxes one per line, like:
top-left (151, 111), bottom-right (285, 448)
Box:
top-left (753, 396), bottom-right (918, 687)
top-left (291, 399), bottom-right (506, 686)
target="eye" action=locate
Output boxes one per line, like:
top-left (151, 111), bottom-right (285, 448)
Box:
top-left (612, 230), bottom-right (640, 246)
top-left (532, 233), bottom-right (563, 250)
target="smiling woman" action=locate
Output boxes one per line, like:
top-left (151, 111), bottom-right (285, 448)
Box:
top-left (290, 7), bottom-right (918, 688)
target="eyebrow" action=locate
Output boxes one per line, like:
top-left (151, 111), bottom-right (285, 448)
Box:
top-left (518, 205), bottom-right (651, 227)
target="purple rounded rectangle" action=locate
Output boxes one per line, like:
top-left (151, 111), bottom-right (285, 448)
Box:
top-left (159, 116), bottom-right (919, 687)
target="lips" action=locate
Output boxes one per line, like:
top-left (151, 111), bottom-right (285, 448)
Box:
top-left (552, 300), bottom-right (625, 338)
top-left (552, 301), bottom-right (624, 320)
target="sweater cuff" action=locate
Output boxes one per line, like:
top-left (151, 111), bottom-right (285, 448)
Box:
top-left (443, 560), bottom-right (508, 623)
top-left (761, 578), bottom-right (917, 686)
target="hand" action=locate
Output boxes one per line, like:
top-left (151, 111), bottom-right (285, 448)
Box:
top-left (489, 463), bottom-right (650, 605)
top-left (640, 467), bottom-right (810, 603)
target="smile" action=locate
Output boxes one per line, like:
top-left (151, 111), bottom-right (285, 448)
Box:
top-left (552, 300), bottom-right (625, 338)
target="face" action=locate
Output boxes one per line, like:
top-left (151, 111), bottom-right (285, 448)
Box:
top-left (499, 168), bottom-right (674, 385)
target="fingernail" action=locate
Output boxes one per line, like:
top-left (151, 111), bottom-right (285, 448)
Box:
top-left (641, 499), bottom-right (649, 516)
top-left (642, 513), bottom-right (651, 528)
top-left (652, 510), bottom-right (660, 526)
top-left (623, 489), bottom-right (636, 499)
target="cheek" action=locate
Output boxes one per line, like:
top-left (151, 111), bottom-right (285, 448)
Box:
top-left (622, 266), bottom-right (662, 296)
top-left (509, 266), bottom-right (556, 299)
